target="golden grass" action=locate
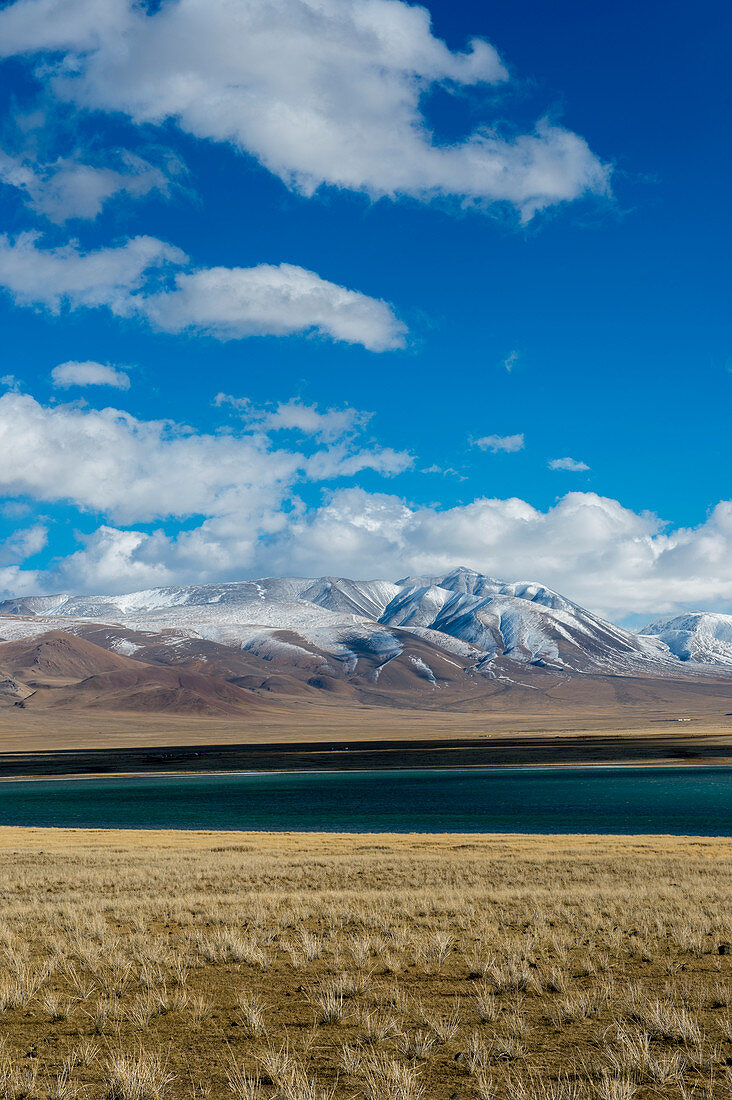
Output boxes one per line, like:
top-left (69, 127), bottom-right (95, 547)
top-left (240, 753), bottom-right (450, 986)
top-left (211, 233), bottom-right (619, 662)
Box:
top-left (0, 830), bottom-right (728, 1100)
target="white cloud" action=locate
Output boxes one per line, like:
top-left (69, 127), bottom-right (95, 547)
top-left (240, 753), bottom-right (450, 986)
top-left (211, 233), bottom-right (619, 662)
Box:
top-left (0, 391), bottom-right (410, 526)
top-left (303, 445), bottom-right (411, 481)
top-left (1, 500), bottom-right (31, 519)
top-left (0, 0), bottom-right (128, 54)
top-left (216, 395), bottom-right (369, 443)
top-left (253, 490), bottom-right (732, 619)
top-left (5, 405), bottom-right (732, 618)
top-left (0, 0), bottom-right (610, 220)
top-left (0, 234), bottom-right (406, 350)
top-left (0, 564), bottom-right (41, 598)
top-left (503, 350), bottom-right (519, 373)
top-left (0, 523), bottom-right (47, 564)
top-left (51, 360), bottom-right (130, 389)
top-left (0, 148), bottom-right (174, 222)
top-left (0, 232), bottom-right (184, 313)
top-left (420, 465), bottom-right (464, 479)
top-left (549, 456), bottom-right (590, 472)
top-left (56, 526), bottom-right (174, 593)
top-left (474, 432), bottom-right (524, 453)
top-left (259, 401), bottom-right (368, 441)
top-left (10, 487), bottom-right (732, 620)
top-left (140, 264), bottom-right (406, 351)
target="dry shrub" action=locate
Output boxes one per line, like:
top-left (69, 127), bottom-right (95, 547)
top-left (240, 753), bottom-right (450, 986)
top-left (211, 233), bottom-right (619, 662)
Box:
top-left (104, 1051), bottom-right (174, 1100)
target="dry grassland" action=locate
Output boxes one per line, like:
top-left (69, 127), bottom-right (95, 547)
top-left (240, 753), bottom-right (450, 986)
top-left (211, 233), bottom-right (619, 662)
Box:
top-left (2, 703), bottom-right (731, 754)
top-left (0, 830), bottom-right (729, 1100)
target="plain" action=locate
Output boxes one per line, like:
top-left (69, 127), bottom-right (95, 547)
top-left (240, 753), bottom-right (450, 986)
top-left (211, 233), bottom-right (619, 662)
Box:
top-left (0, 830), bottom-right (729, 1100)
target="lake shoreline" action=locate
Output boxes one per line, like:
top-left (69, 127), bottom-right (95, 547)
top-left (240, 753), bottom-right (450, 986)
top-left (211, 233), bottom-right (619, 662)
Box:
top-left (0, 827), bottom-right (729, 850)
top-left (1, 758), bottom-right (731, 784)
top-left (0, 731), bottom-right (730, 780)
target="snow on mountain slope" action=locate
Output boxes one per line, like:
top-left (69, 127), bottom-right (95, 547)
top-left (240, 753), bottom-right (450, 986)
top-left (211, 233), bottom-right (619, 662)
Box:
top-left (300, 577), bottom-right (400, 619)
top-left (379, 584), bottom-right (453, 628)
top-left (382, 569), bottom-right (670, 672)
top-left (0, 566), bottom-right (725, 683)
top-left (640, 612), bottom-right (732, 667)
top-left (0, 594), bottom-right (72, 616)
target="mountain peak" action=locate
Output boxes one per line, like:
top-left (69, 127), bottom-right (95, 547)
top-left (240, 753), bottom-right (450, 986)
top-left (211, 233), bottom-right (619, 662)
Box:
top-left (639, 611), bottom-right (732, 665)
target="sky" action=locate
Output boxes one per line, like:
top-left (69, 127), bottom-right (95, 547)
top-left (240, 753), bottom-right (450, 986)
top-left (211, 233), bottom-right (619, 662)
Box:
top-left (0, 0), bottom-right (729, 623)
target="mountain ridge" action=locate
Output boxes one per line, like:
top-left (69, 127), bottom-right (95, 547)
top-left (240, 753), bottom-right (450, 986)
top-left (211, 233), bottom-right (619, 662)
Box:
top-left (0, 572), bottom-right (726, 717)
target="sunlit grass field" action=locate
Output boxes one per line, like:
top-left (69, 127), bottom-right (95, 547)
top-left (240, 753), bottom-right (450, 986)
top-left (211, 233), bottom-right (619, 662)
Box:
top-left (0, 829), bottom-right (729, 1100)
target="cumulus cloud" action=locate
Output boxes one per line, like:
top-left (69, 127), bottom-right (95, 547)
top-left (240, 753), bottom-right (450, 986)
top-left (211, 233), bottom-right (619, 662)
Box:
top-left (4, 399), bottom-right (732, 619)
top-left (0, 232), bottom-right (184, 313)
top-left (0, 391), bottom-right (411, 526)
top-left (474, 432), bottom-right (524, 453)
top-left (549, 456), bottom-right (590, 471)
top-left (254, 490), bottom-right (732, 619)
top-left (0, 0), bottom-right (610, 220)
top-left (216, 395), bottom-right (370, 443)
top-left (0, 0), bottom-right (127, 54)
top-left (0, 564), bottom-right (41, 597)
top-left (55, 526), bottom-right (175, 593)
top-left (0, 147), bottom-right (175, 222)
top-left (140, 264), bottom-right (406, 350)
top-left (51, 360), bottom-right (130, 389)
top-left (8, 485), bottom-right (732, 619)
top-left (0, 234), bottom-right (405, 350)
top-left (0, 523), bottom-right (48, 564)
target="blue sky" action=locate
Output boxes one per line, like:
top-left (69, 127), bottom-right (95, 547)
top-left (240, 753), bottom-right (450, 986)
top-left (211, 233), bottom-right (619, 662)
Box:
top-left (0, 0), bottom-right (729, 621)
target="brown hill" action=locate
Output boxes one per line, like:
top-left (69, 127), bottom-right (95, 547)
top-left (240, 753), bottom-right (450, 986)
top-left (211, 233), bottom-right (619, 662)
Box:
top-left (2, 624), bottom-right (732, 726)
top-left (36, 665), bottom-right (266, 716)
top-left (0, 630), bottom-right (269, 716)
top-left (0, 631), bottom-right (141, 684)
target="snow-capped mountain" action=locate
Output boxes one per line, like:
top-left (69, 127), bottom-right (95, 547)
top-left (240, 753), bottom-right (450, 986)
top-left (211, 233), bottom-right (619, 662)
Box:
top-left (380, 572), bottom-right (670, 672)
top-left (0, 565), bottom-right (703, 679)
top-left (639, 612), bottom-right (732, 666)
top-left (2, 568), bottom-right (732, 715)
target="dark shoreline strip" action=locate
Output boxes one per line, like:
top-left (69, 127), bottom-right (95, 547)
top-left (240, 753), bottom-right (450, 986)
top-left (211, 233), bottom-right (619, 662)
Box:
top-left (0, 733), bottom-right (730, 778)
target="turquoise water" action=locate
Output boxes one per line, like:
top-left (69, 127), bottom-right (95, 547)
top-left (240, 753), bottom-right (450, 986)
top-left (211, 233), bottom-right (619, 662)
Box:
top-left (0, 766), bottom-right (730, 834)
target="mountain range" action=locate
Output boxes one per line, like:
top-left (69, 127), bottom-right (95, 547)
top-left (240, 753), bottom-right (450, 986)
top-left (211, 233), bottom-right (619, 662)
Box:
top-left (1, 567), bottom-right (731, 717)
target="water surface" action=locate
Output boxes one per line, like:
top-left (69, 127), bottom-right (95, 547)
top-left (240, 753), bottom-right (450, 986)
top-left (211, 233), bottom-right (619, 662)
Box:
top-left (0, 766), bottom-right (730, 834)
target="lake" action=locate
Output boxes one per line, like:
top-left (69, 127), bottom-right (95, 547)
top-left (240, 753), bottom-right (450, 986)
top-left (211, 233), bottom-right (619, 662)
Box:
top-left (0, 766), bottom-right (730, 833)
